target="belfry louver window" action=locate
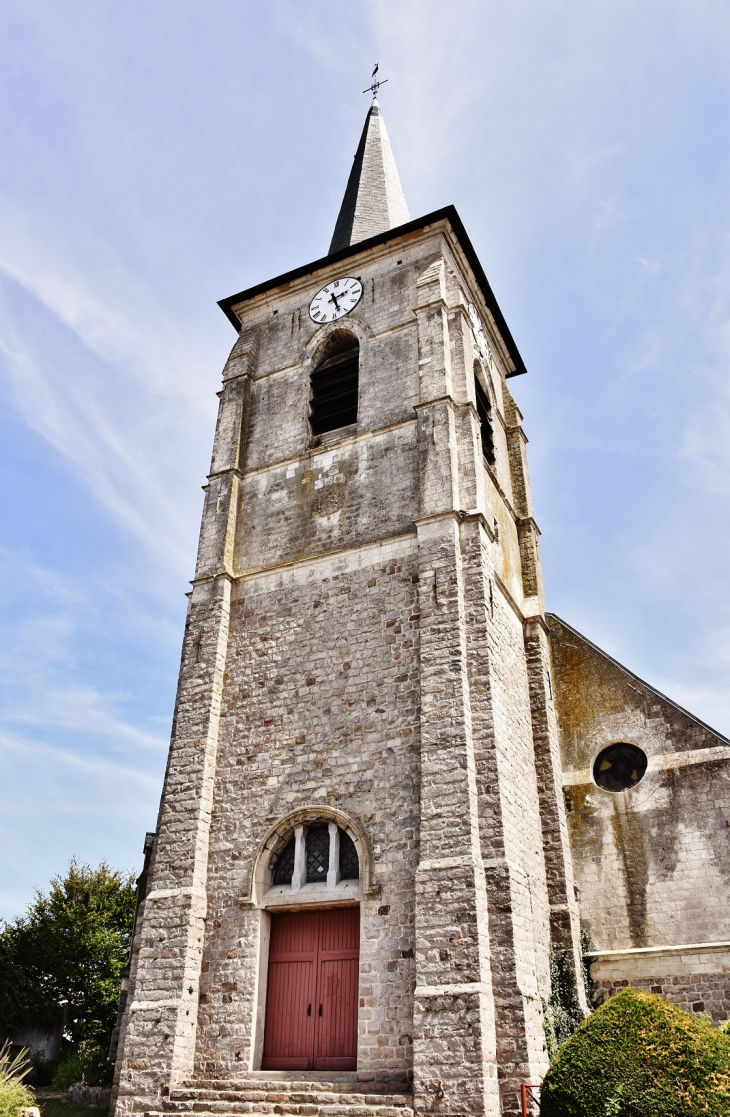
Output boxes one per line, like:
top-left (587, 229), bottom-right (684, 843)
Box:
top-left (474, 372), bottom-right (496, 465)
top-left (310, 341), bottom-right (359, 435)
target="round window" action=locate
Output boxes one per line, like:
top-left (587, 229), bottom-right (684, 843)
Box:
top-left (593, 743), bottom-right (647, 792)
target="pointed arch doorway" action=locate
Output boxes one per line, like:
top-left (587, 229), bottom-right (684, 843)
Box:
top-left (262, 907), bottom-right (360, 1070)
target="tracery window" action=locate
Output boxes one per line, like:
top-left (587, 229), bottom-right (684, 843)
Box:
top-left (310, 334), bottom-right (359, 435)
top-left (269, 824), bottom-right (360, 887)
top-left (339, 830), bottom-right (359, 880)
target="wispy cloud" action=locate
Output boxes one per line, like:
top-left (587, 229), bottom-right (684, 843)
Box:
top-left (0, 205), bottom-right (218, 575)
top-left (0, 550), bottom-right (169, 918)
top-left (2, 0), bottom-right (730, 920)
top-left (0, 729), bottom-right (162, 789)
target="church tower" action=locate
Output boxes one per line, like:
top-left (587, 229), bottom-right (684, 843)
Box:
top-left (111, 92), bottom-right (586, 1117)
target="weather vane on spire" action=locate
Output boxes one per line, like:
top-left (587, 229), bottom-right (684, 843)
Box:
top-left (363, 62), bottom-right (388, 99)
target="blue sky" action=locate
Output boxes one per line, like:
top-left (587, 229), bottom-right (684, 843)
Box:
top-left (1, 1), bottom-right (729, 920)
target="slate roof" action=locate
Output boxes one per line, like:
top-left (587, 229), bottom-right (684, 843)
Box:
top-left (328, 97), bottom-right (410, 254)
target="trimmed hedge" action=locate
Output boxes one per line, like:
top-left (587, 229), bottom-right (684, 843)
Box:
top-left (540, 988), bottom-right (730, 1117)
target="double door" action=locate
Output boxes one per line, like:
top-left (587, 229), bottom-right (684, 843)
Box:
top-left (262, 908), bottom-right (359, 1070)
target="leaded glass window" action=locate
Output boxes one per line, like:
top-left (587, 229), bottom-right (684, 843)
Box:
top-left (306, 826), bottom-right (330, 883)
top-left (339, 829), bottom-right (359, 880)
top-left (272, 836), bottom-right (295, 885)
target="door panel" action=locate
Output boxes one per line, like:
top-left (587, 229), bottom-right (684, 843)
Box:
top-left (262, 908), bottom-right (359, 1071)
top-left (314, 909), bottom-right (359, 1070)
top-left (262, 911), bottom-right (318, 1069)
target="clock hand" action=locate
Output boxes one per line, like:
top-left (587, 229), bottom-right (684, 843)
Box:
top-left (328, 291), bottom-right (343, 311)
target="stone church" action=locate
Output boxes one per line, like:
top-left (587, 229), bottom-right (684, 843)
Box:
top-left (111, 92), bottom-right (730, 1117)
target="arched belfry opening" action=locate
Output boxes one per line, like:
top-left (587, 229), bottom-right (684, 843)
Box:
top-left (474, 363), bottom-right (496, 465)
top-left (309, 331), bottom-right (359, 436)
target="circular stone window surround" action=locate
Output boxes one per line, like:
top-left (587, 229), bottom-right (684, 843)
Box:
top-left (592, 741), bottom-right (649, 793)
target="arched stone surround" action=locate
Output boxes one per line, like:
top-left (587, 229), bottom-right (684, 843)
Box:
top-left (240, 805), bottom-right (379, 909)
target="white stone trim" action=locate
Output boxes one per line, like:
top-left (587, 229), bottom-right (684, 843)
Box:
top-left (586, 940), bottom-right (730, 959)
top-left (291, 826), bottom-right (306, 892)
top-left (262, 880), bottom-right (362, 909)
top-left (327, 821), bottom-right (341, 888)
top-left (128, 999), bottom-right (186, 1012)
top-left (145, 887), bottom-right (207, 903)
top-left (562, 744), bottom-right (730, 786)
top-left (235, 532), bottom-right (417, 590)
top-left (589, 942), bottom-right (730, 980)
top-left (417, 855), bottom-right (474, 872)
top-left (416, 983), bottom-right (489, 997)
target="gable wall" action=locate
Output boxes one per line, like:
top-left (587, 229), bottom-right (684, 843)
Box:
top-left (548, 614), bottom-right (730, 1021)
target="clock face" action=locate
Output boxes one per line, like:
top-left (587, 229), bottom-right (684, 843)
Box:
top-left (309, 277), bottom-right (363, 324)
top-left (467, 302), bottom-right (490, 361)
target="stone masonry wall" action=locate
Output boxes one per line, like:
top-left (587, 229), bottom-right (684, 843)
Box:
top-left (197, 537), bottom-right (421, 1082)
top-left (475, 540), bottom-right (552, 1108)
top-left (549, 613), bottom-right (730, 1016)
top-left (591, 946), bottom-right (730, 1024)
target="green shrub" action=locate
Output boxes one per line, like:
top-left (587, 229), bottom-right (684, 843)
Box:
top-left (540, 988), bottom-right (730, 1117)
top-left (0, 1041), bottom-right (34, 1117)
top-left (719, 1019), bottom-right (730, 1036)
top-left (78, 1044), bottom-right (114, 1088)
top-left (51, 1050), bottom-right (86, 1091)
top-left (51, 1043), bottom-right (113, 1091)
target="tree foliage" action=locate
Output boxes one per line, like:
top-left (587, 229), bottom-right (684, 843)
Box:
top-left (0, 860), bottom-right (136, 1051)
top-left (540, 988), bottom-right (730, 1117)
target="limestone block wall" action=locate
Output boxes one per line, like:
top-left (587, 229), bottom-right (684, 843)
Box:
top-left (235, 425), bottom-right (419, 573)
top-left (590, 944), bottom-right (730, 1023)
top-left (197, 537), bottom-right (421, 1082)
top-left (548, 614), bottom-right (730, 1019)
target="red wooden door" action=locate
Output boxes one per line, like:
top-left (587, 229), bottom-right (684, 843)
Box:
top-left (313, 907), bottom-right (360, 1070)
top-left (262, 908), bottom-right (359, 1071)
top-left (262, 911), bottom-right (318, 1069)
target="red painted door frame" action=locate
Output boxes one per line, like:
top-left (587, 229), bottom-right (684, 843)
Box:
top-left (262, 908), bottom-right (359, 1071)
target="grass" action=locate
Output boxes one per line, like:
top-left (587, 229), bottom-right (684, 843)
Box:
top-left (35, 1089), bottom-right (107, 1117)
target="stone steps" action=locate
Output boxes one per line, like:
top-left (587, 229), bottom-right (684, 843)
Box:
top-left (179, 1081), bottom-right (404, 1095)
top-left (167, 1093), bottom-right (410, 1108)
top-left (148, 1080), bottom-right (413, 1117)
top-left (150, 1108), bottom-right (413, 1117)
top-left (166, 1099), bottom-right (410, 1108)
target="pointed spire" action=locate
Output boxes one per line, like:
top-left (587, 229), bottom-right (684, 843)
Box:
top-left (329, 96), bottom-right (410, 254)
